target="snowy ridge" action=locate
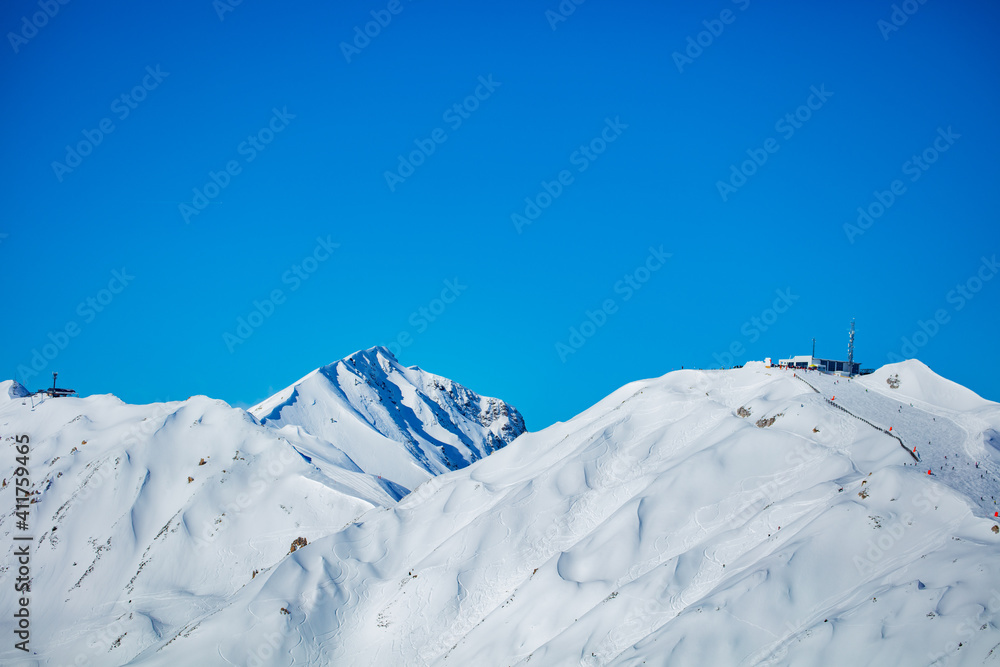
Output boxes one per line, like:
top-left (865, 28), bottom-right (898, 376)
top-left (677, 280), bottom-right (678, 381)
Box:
top-left (0, 392), bottom-right (384, 665)
top-left (0, 348), bottom-right (525, 666)
top-left (1, 380), bottom-right (30, 401)
top-left (250, 346), bottom-right (527, 491)
top-left (129, 360), bottom-right (1000, 667)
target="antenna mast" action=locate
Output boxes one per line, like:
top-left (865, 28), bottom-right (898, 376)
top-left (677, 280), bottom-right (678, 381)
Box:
top-left (847, 319), bottom-right (856, 375)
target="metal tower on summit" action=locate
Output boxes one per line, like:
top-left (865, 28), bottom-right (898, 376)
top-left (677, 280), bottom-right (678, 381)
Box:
top-left (847, 319), bottom-right (856, 376)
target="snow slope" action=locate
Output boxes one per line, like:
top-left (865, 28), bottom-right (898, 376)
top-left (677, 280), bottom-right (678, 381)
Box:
top-left (2, 380), bottom-right (30, 400)
top-left (127, 361), bottom-right (1000, 667)
top-left (250, 347), bottom-right (527, 491)
top-left (0, 393), bottom-right (385, 666)
top-left (0, 349), bottom-right (525, 666)
top-left (798, 361), bottom-right (1000, 518)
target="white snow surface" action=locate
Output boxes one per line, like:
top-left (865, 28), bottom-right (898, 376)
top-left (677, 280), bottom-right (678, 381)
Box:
top-left (2, 359), bottom-right (1000, 666)
top-left (112, 359), bottom-right (1000, 667)
top-left (0, 348), bottom-right (524, 666)
top-left (250, 346), bottom-right (527, 491)
top-left (2, 380), bottom-right (30, 400)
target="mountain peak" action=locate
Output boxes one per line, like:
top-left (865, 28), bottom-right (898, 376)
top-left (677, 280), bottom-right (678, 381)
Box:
top-left (1, 379), bottom-right (30, 400)
top-left (342, 345), bottom-right (397, 365)
top-left (251, 348), bottom-right (526, 491)
top-left (868, 358), bottom-right (996, 412)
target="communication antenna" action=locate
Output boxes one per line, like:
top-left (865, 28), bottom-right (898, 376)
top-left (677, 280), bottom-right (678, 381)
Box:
top-left (847, 319), bottom-right (856, 375)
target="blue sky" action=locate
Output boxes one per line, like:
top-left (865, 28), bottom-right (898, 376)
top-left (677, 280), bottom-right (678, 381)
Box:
top-left (2, 0), bottom-right (998, 430)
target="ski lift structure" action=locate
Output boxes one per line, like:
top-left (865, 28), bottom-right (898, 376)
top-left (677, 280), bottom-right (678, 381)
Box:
top-left (36, 372), bottom-right (77, 398)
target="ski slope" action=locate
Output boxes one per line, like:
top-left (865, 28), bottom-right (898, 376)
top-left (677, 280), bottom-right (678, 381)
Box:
top-left (122, 360), bottom-right (1000, 667)
top-left (798, 363), bottom-right (1000, 517)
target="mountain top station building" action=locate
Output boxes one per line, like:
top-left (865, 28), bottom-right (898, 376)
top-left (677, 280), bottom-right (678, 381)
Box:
top-left (778, 355), bottom-right (860, 376)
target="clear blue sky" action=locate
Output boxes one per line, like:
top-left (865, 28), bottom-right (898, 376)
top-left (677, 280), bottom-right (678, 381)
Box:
top-left (2, 0), bottom-right (998, 429)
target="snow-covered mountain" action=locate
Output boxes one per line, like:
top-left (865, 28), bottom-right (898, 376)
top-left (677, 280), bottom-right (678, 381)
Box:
top-left (119, 360), bottom-right (1000, 667)
top-left (4, 357), bottom-right (1000, 666)
top-left (250, 346), bottom-right (527, 491)
top-left (0, 349), bottom-right (525, 666)
top-left (5, 380), bottom-right (30, 399)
